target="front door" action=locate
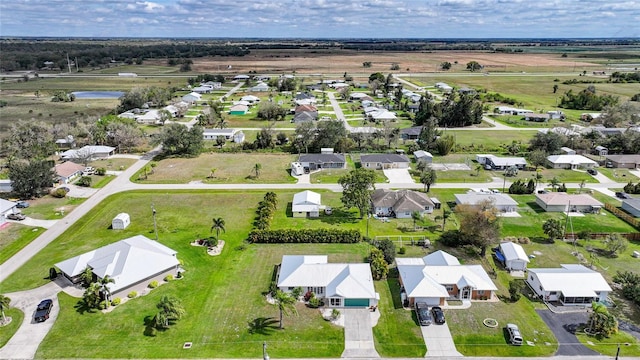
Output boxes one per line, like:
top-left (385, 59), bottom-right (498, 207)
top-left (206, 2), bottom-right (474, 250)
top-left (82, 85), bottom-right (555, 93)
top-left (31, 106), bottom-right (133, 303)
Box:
top-left (461, 287), bottom-right (471, 300)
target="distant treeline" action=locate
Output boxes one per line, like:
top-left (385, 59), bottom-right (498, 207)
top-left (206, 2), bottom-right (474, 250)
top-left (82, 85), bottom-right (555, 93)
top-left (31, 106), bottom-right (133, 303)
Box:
top-left (0, 40), bottom-right (249, 71)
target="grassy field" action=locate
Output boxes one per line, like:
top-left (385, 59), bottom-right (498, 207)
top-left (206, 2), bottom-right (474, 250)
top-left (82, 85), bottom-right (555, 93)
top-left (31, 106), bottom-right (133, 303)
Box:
top-left (576, 332), bottom-right (640, 357)
top-left (91, 158), bottom-right (138, 171)
top-left (449, 130), bottom-right (538, 154)
top-left (20, 196), bottom-right (85, 220)
top-left (0, 224), bottom-right (44, 265)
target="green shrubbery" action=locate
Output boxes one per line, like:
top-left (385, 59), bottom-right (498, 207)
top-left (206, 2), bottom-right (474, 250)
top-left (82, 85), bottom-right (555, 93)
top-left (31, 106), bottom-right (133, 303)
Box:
top-left (148, 280), bottom-right (159, 288)
top-left (111, 297), bottom-right (121, 306)
top-left (247, 229), bottom-right (362, 244)
top-left (128, 291), bottom-right (137, 298)
top-left (164, 274), bottom-right (174, 282)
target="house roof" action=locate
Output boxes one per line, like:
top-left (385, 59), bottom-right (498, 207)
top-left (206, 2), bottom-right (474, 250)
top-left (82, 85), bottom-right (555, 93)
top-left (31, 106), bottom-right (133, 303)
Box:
top-left (54, 161), bottom-right (85, 178)
top-left (454, 193), bottom-right (518, 207)
top-left (413, 150), bottom-right (433, 159)
top-left (292, 190), bottom-right (321, 212)
top-left (370, 109), bottom-right (397, 120)
top-left (299, 153), bottom-right (345, 164)
top-left (277, 255), bottom-right (377, 299)
top-left (61, 145), bottom-right (115, 159)
top-left (604, 154), bottom-right (640, 164)
top-left (547, 155), bottom-right (597, 166)
top-left (529, 264), bottom-right (612, 296)
top-left (229, 104), bottom-right (249, 112)
top-left (295, 104), bottom-right (318, 113)
top-left (183, 92), bottom-right (202, 99)
top-left (487, 156), bottom-right (527, 167)
top-left (401, 126), bottom-right (423, 137)
top-left (371, 189), bottom-right (434, 213)
top-left (423, 250), bottom-right (460, 266)
top-left (622, 198), bottom-right (640, 210)
top-left (499, 242), bottom-right (529, 263)
top-left (55, 235), bottom-right (179, 293)
top-left (361, 154), bottom-right (410, 164)
top-left (203, 128), bottom-right (238, 136)
top-left (241, 95), bottom-right (260, 102)
top-left (0, 198), bottom-right (17, 214)
top-left (293, 111), bottom-right (317, 123)
top-left (536, 192), bottom-right (603, 207)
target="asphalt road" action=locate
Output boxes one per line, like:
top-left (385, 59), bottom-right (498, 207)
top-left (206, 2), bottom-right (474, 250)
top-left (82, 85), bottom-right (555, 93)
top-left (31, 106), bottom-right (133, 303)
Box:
top-left (536, 309), bottom-right (599, 356)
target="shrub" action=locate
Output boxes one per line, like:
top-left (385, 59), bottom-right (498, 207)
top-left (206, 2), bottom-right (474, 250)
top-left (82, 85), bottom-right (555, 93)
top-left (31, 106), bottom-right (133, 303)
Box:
top-left (111, 297), bottom-right (121, 306)
top-left (509, 280), bottom-right (525, 302)
top-left (308, 294), bottom-right (322, 308)
top-left (398, 246), bottom-right (406, 255)
top-left (100, 300), bottom-right (109, 310)
top-left (148, 280), bottom-right (158, 289)
top-left (247, 228), bottom-right (362, 244)
top-left (373, 239), bottom-right (396, 264)
top-left (304, 291), bottom-right (314, 302)
top-left (128, 291), bottom-right (137, 298)
top-left (76, 176), bottom-right (92, 187)
top-left (331, 309), bottom-right (341, 320)
top-left (164, 274), bottom-right (174, 282)
top-left (95, 167), bottom-right (107, 176)
top-left (50, 188), bottom-right (67, 198)
top-left (291, 287), bottom-right (303, 300)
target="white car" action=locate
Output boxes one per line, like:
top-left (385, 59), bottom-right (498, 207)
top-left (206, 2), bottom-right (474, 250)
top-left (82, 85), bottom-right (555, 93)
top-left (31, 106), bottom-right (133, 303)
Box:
top-left (506, 323), bottom-right (523, 346)
top-left (82, 167), bottom-right (95, 176)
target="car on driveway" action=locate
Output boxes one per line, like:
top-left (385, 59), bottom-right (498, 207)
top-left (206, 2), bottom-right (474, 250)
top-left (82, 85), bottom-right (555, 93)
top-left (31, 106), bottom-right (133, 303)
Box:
top-left (431, 306), bottom-right (445, 324)
top-left (506, 323), bottom-right (523, 345)
top-left (7, 213), bottom-right (26, 221)
top-left (16, 200), bottom-right (30, 208)
top-left (34, 299), bottom-right (53, 322)
top-left (616, 192), bottom-right (631, 199)
top-left (587, 169), bottom-right (598, 175)
top-left (415, 302), bottom-right (432, 326)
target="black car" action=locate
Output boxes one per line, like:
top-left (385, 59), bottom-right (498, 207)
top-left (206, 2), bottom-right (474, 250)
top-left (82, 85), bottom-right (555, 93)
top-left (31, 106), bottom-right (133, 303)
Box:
top-left (587, 169), bottom-right (598, 175)
top-left (16, 201), bottom-right (30, 208)
top-left (616, 192), bottom-right (631, 199)
top-left (34, 299), bottom-right (53, 322)
top-left (431, 306), bottom-right (445, 324)
top-left (415, 302), bottom-right (432, 326)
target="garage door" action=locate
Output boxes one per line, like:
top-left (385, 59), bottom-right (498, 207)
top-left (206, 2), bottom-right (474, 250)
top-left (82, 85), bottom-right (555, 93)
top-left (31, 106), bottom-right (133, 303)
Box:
top-left (344, 298), bottom-right (369, 307)
top-left (415, 297), bottom-right (441, 306)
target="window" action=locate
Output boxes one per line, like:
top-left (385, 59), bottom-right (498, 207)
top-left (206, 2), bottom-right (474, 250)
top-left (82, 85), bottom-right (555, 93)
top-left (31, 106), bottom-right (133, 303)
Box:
top-left (477, 290), bottom-right (485, 295)
top-left (445, 285), bottom-right (454, 292)
top-left (330, 298), bottom-right (341, 306)
top-left (539, 285), bottom-right (543, 291)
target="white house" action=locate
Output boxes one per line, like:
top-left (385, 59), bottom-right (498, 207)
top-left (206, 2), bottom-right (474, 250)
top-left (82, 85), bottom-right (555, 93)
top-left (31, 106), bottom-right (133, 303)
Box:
top-left (526, 264), bottom-right (611, 305)
top-left (240, 95), bottom-right (260, 104)
top-left (55, 235), bottom-right (180, 297)
top-left (61, 145), bottom-right (116, 162)
top-left (277, 255), bottom-right (379, 308)
top-left (0, 179), bottom-right (13, 193)
top-left (0, 198), bottom-right (18, 227)
top-left (397, 250), bottom-right (498, 307)
top-left (292, 190), bottom-right (322, 218)
top-left (497, 242), bottom-right (529, 271)
top-left (182, 92), bottom-right (202, 103)
top-left (360, 154), bottom-right (410, 169)
top-left (203, 128), bottom-right (244, 142)
top-left (112, 213), bottom-right (131, 230)
top-left (546, 155), bottom-right (597, 169)
top-left (481, 155), bottom-right (527, 170)
top-left (250, 82), bottom-right (269, 92)
top-left (454, 193), bottom-right (518, 213)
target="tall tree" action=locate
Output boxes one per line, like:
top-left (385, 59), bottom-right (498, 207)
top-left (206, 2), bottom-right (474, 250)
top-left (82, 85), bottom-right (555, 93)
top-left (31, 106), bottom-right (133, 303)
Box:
top-left (8, 159), bottom-right (56, 199)
top-left (338, 168), bottom-right (376, 219)
top-left (605, 233), bottom-right (629, 256)
top-left (369, 247), bottom-right (389, 280)
top-left (210, 217), bottom-right (226, 240)
top-left (310, 121), bottom-right (347, 152)
top-left (99, 275), bottom-right (115, 307)
top-left (466, 61), bottom-right (482, 72)
top-left (254, 163), bottom-right (262, 178)
top-left (419, 166), bottom-right (437, 192)
top-left (456, 200), bottom-right (500, 256)
top-left (6, 122), bottom-right (56, 159)
top-left (294, 121), bottom-right (316, 153)
top-left (273, 290), bottom-right (297, 329)
top-left (542, 219), bottom-right (563, 242)
top-left (154, 123), bottom-right (203, 157)
top-left (416, 117), bottom-right (440, 150)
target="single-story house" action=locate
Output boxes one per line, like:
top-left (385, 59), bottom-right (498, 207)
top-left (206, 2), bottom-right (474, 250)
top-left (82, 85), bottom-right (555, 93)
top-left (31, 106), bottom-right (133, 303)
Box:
top-left (298, 153), bottom-right (346, 171)
top-left (535, 192), bottom-right (603, 213)
top-left (546, 155), bottom-right (597, 169)
top-left (292, 190), bottom-right (322, 218)
top-left (203, 81), bottom-right (222, 89)
top-left (295, 104), bottom-right (318, 114)
top-left (163, 105), bottom-right (179, 117)
top-left (454, 193), bottom-right (518, 213)
top-left (61, 145), bottom-right (116, 162)
top-left (494, 106), bottom-right (533, 115)
top-left (135, 110), bottom-right (163, 125)
top-left (434, 82), bottom-right (453, 93)
top-left (547, 110), bottom-right (565, 120)
top-left (54, 161), bottom-right (85, 184)
top-left (55, 235), bottom-right (180, 297)
top-left (401, 126), bottom-right (423, 140)
top-left (594, 146), bottom-right (608, 156)
top-left (293, 111), bottom-right (318, 123)
top-left (397, 250), bottom-right (498, 306)
top-left (604, 154), bottom-right (640, 169)
top-left (249, 82), bottom-right (269, 92)
top-left (349, 92), bottom-right (369, 100)
top-left (182, 92), bottom-right (202, 103)
top-left (496, 242), bottom-right (529, 271)
top-left (621, 198), bottom-right (640, 217)
top-left (233, 74), bottom-right (250, 81)
top-left (240, 95), bottom-right (260, 104)
top-left (0, 198), bottom-right (18, 227)
top-left (55, 136), bottom-right (76, 150)
top-left (369, 109), bottom-right (397, 121)
top-left (192, 85), bottom-right (214, 94)
top-left (524, 113), bottom-right (550, 122)
top-left (527, 264), bottom-right (611, 305)
top-left (482, 155), bottom-right (527, 170)
top-left (413, 150), bottom-right (433, 164)
top-left (203, 128), bottom-right (244, 142)
top-left (360, 154), bottom-right (410, 169)
top-left (112, 213), bottom-right (130, 230)
top-left (277, 255), bottom-right (379, 308)
top-left (371, 189), bottom-right (435, 218)
top-left (229, 104), bottom-right (249, 115)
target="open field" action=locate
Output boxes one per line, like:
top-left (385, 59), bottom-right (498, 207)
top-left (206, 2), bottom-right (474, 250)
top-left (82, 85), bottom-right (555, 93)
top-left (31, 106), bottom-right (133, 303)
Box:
top-left (0, 224), bottom-right (44, 265)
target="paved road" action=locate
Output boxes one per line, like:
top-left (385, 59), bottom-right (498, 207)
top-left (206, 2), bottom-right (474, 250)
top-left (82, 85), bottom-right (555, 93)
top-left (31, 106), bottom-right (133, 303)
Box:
top-left (536, 310), bottom-right (599, 356)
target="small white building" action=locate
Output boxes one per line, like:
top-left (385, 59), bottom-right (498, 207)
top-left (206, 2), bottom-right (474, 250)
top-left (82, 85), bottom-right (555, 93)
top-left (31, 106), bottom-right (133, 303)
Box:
top-left (497, 242), bottom-right (529, 271)
top-left (112, 213), bottom-right (131, 230)
top-left (291, 162), bottom-right (304, 176)
top-left (292, 190), bottom-right (322, 218)
top-left (526, 264), bottom-right (611, 305)
top-left (413, 150), bottom-right (433, 164)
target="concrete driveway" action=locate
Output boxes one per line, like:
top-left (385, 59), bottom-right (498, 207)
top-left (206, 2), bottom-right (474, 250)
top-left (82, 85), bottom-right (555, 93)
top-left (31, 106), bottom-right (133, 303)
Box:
top-left (383, 168), bottom-right (415, 184)
top-left (7, 217), bottom-right (58, 229)
top-left (341, 308), bottom-right (380, 358)
top-left (421, 321), bottom-right (463, 357)
top-left (536, 309), bottom-right (599, 356)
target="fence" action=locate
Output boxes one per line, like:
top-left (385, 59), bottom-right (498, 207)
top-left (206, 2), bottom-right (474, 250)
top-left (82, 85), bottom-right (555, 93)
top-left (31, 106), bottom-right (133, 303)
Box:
top-left (605, 203), bottom-right (640, 229)
top-left (374, 235), bottom-right (430, 248)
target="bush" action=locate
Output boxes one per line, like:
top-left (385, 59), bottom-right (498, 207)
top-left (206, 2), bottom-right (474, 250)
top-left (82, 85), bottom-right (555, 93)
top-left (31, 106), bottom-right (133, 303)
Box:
top-left (304, 290), bottom-right (314, 302)
top-left (331, 309), bottom-right (341, 320)
top-left (373, 239), bottom-right (396, 264)
top-left (111, 297), bottom-right (121, 306)
top-left (100, 300), bottom-right (109, 310)
top-left (398, 246), bottom-right (406, 255)
top-left (308, 294), bottom-right (323, 308)
top-left (50, 188), bottom-right (67, 198)
top-left (76, 176), bottom-right (92, 187)
top-left (148, 280), bottom-right (158, 289)
top-left (95, 167), bottom-right (107, 176)
top-left (509, 280), bottom-right (525, 302)
top-left (291, 287), bottom-right (303, 300)
top-left (164, 274), bottom-right (174, 282)
top-left (247, 228), bottom-right (362, 244)
top-left (128, 291), bottom-right (137, 298)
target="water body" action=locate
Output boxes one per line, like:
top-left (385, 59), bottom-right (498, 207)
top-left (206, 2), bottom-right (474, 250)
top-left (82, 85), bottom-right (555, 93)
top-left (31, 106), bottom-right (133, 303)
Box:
top-left (72, 91), bottom-right (124, 99)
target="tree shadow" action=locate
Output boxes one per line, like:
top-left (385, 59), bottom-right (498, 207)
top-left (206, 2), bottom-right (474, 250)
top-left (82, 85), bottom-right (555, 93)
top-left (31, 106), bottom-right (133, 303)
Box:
top-left (74, 299), bottom-right (98, 315)
top-left (247, 317), bottom-right (279, 335)
top-left (143, 315), bottom-right (173, 336)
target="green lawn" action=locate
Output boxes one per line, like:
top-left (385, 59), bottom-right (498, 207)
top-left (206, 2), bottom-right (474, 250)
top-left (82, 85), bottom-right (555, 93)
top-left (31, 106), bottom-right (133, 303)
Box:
top-left (597, 168), bottom-right (640, 183)
top-left (576, 331), bottom-right (640, 357)
top-left (450, 130), bottom-right (538, 154)
top-left (0, 224), bottom-right (44, 265)
top-left (90, 158), bottom-right (138, 171)
top-left (90, 174), bottom-right (116, 188)
top-left (0, 308), bottom-right (24, 348)
top-left (20, 196), bottom-right (85, 220)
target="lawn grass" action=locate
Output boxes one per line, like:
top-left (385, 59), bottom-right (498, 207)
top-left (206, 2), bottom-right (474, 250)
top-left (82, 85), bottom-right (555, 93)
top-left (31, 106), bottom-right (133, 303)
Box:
top-left (0, 224), bottom-right (44, 265)
top-left (90, 158), bottom-right (138, 171)
top-left (431, 170), bottom-right (493, 184)
top-left (20, 196), bottom-right (85, 220)
top-left (0, 308), bottom-right (24, 348)
top-left (576, 331), bottom-right (640, 357)
top-left (597, 168), bottom-right (640, 183)
top-left (90, 174), bottom-right (116, 188)
top-left (449, 130), bottom-right (537, 153)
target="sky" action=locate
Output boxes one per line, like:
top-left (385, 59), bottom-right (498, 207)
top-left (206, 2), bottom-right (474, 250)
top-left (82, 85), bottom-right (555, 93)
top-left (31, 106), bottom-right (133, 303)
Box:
top-left (1, 0), bottom-right (639, 39)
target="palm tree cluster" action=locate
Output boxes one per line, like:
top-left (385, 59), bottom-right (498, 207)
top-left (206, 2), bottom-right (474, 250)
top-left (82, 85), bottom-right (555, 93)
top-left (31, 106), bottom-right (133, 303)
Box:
top-left (81, 273), bottom-right (115, 309)
top-left (154, 295), bottom-right (185, 329)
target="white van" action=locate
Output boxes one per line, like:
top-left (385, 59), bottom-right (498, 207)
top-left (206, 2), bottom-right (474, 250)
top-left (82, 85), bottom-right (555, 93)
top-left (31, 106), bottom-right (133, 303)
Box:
top-left (507, 323), bottom-right (523, 346)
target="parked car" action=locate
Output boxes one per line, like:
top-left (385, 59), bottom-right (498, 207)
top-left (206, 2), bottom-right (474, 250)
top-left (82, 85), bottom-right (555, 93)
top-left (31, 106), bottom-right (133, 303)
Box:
top-left (15, 200), bottom-right (30, 208)
top-left (34, 299), bottom-right (53, 322)
top-left (415, 302), bottom-right (432, 326)
top-left (431, 306), bottom-right (445, 324)
top-left (82, 166), bottom-right (95, 176)
top-left (587, 169), bottom-right (598, 175)
top-left (616, 192), bottom-right (631, 199)
top-left (506, 323), bottom-right (523, 346)
top-left (537, 189), bottom-right (549, 194)
top-left (7, 213), bottom-right (26, 221)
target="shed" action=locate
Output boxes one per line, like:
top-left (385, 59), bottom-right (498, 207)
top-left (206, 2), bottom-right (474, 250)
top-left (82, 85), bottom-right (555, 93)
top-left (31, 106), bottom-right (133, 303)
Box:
top-left (112, 213), bottom-right (131, 230)
top-left (498, 242), bottom-right (529, 271)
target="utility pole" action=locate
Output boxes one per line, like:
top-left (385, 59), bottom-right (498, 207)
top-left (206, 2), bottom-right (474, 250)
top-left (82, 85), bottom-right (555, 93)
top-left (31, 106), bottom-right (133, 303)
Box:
top-left (151, 204), bottom-right (158, 241)
top-left (66, 53), bottom-right (72, 73)
top-left (263, 341), bottom-right (269, 360)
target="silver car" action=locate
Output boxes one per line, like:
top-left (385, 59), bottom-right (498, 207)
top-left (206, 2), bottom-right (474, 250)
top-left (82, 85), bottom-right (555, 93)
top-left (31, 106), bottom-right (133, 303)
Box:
top-left (506, 323), bottom-right (523, 346)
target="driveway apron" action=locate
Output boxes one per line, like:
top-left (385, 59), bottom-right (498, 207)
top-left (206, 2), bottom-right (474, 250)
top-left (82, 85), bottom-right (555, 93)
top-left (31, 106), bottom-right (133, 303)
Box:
top-left (536, 309), bottom-right (599, 356)
top-left (341, 308), bottom-right (380, 358)
top-left (420, 321), bottom-right (463, 357)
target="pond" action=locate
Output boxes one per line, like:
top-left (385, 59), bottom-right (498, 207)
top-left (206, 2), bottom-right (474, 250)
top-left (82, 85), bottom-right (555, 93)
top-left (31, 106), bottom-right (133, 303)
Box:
top-left (71, 91), bottom-right (124, 99)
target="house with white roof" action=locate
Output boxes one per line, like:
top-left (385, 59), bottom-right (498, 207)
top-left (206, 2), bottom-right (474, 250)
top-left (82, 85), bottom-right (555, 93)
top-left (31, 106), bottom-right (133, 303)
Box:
top-left (454, 192), bottom-right (518, 213)
top-left (496, 242), bottom-right (529, 271)
top-left (535, 192), bottom-right (603, 213)
top-left (527, 264), bottom-right (611, 305)
top-left (203, 128), bottom-right (244, 143)
top-left (397, 250), bottom-right (498, 306)
top-left (61, 145), bottom-right (116, 162)
top-left (250, 82), bottom-right (270, 92)
top-left (277, 255), bottom-right (379, 308)
top-left (413, 150), bottom-right (433, 164)
top-left (546, 154), bottom-right (597, 169)
top-left (240, 95), bottom-right (260, 104)
top-left (182, 92), bottom-right (202, 103)
top-left (55, 235), bottom-right (180, 297)
top-left (480, 155), bottom-right (527, 170)
top-left (292, 190), bottom-right (322, 218)
top-left (0, 198), bottom-right (18, 227)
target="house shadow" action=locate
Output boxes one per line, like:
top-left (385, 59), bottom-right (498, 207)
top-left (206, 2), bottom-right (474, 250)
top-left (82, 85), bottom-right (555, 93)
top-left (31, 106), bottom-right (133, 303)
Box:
top-left (526, 202), bottom-right (546, 213)
top-left (385, 277), bottom-right (404, 310)
top-left (247, 317), bottom-right (280, 335)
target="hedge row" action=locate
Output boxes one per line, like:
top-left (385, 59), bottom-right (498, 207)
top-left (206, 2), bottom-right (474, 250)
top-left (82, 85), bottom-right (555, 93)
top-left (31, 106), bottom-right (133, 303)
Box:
top-left (247, 229), bottom-right (362, 244)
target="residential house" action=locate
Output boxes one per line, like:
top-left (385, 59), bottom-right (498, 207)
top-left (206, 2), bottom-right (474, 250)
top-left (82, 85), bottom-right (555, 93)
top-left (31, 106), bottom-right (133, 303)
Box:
top-left (371, 189), bottom-right (435, 218)
top-left (547, 110), bottom-right (565, 120)
top-left (454, 192), bottom-right (518, 213)
top-left (527, 264), bottom-right (611, 305)
top-left (55, 235), bottom-right (180, 297)
top-left (397, 250), bottom-right (498, 307)
top-left (54, 161), bottom-right (85, 184)
top-left (229, 104), bottom-right (249, 115)
top-left (482, 155), bottom-right (527, 170)
top-left (360, 154), bottom-right (410, 169)
top-left (401, 126), bottom-right (423, 140)
top-left (413, 150), bottom-right (433, 164)
top-left (192, 84), bottom-right (214, 94)
top-left (250, 82), bottom-right (269, 92)
top-left (496, 242), bottom-right (529, 271)
top-left (535, 192), bottom-right (603, 213)
top-left (0, 179), bottom-right (13, 193)
top-left (604, 154), bottom-right (640, 169)
top-left (368, 109), bottom-right (397, 121)
top-left (291, 190), bottom-right (322, 218)
top-left (298, 153), bottom-right (346, 171)
top-left (163, 105), bottom-right (179, 117)
top-left (233, 75), bottom-right (250, 81)
top-left (524, 113), bottom-right (550, 122)
top-left (55, 135), bottom-right (76, 150)
top-left (621, 198), bottom-right (640, 217)
top-left (0, 198), bottom-right (18, 227)
top-left (494, 106), bottom-right (533, 115)
top-left (277, 255), bottom-right (379, 308)
top-left (349, 92), bottom-right (369, 100)
top-left (293, 112), bottom-right (317, 123)
top-left (182, 92), bottom-right (202, 103)
top-left (434, 82), bottom-right (453, 93)
top-left (240, 95), bottom-right (260, 104)
top-left (135, 110), bottom-right (163, 125)
top-left (61, 145), bottom-right (116, 162)
top-left (546, 155), bottom-right (597, 169)
top-left (203, 128), bottom-right (244, 142)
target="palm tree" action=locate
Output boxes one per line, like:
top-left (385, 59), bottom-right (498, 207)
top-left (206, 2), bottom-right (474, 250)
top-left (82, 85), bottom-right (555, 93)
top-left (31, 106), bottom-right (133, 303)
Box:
top-left (274, 290), bottom-right (297, 329)
top-left (475, 164), bottom-right (483, 176)
top-left (210, 217), bottom-right (226, 241)
top-left (154, 295), bottom-right (185, 329)
top-left (411, 211), bottom-right (422, 229)
top-left (420, 167), bottom-right (437, 192)
top-left (254, 163), bottom-right (262, 178)
top-left (441, 209), bottom-right (451, 231)
top-left (0, 294), bottom-right (11, 324)
top-left (80, 266), bottom-right (94, 287)
top-left (99, 275), bottom-right (115, 307)
top-left (83, 282), bottom-right (102, 309)
top-left (548, 177), bottom-right (561, 192)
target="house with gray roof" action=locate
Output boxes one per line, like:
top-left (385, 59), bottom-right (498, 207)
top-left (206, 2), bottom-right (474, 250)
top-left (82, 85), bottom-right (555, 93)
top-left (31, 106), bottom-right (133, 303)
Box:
top-left (604, 154), bottom-right (640, 169)
top-left (413, 150), bottom-right (433, 164)
top-left (360, 154), bottom-right (410, 169)
top-left (371, 189), bottom-right (435, 218)
top-left (454, 192), bottom-right (518, 213)
top-left (401, 126), bottom-right (423, 140)
top-left (622, 198), bottom-right (640, 217)
top-left (298, 153), bottom-right (346, 171)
